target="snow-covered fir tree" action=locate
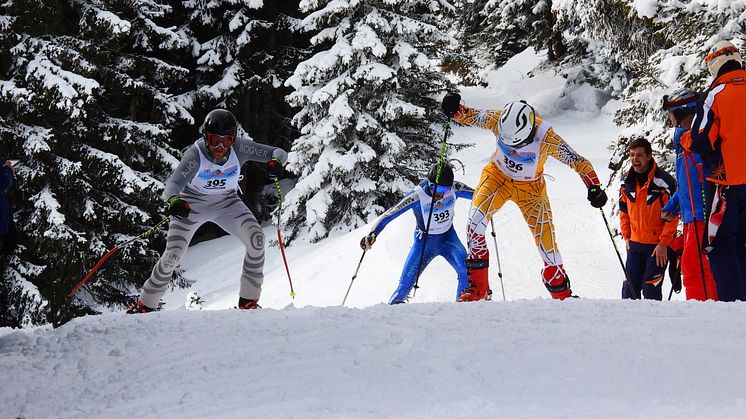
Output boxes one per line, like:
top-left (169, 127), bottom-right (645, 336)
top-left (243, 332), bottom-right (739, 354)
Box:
top-left (0, 0), bottom-right (193, 326)
top-left (553, 1), bottom-right (744, 178)
top-left (180, 0), bottom-right (308, 220)
top-left (283, 0), bottom-right (456, 243)
top-left (0, 0), bottom-right (309, 326)
top-left (444, 0), bottom-right (566, 85)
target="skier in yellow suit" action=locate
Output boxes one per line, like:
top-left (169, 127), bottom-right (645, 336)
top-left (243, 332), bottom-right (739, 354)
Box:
top-left (441, 93), bottom-right (608, 301)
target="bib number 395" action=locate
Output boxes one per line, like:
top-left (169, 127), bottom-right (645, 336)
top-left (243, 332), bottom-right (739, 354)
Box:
top-left (206, 179), bottom-right (227, 188)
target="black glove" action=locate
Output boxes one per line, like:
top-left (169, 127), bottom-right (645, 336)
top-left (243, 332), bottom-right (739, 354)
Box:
top-left (165, 196), bottom-right (191, 219)
top-left (266, 158), bottom-right (283, 181)
top-left (667, 247), bottom-right (682, 294)
top-left (441, 92), bottom-right (461, 118)
top-left (360, 232), bottom-right (376, 250)
top-left (587, 185), bottom-right (608, 208)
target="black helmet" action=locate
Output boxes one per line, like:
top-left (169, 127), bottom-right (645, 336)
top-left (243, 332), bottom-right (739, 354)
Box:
top-left (427, 162), bottom-right (454, 187)
top-left (201, 109), bottom-right (238, 136)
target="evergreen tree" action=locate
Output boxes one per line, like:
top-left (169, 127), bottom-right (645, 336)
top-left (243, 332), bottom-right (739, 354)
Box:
top-left (554, 1), bottom-right (744, 175)
top-left (441, 0), bottom-right (484, 85)
top-left (282, 0), bottom-right (455, 243)
top-left (444, 0), bottom-right (566, 85)
top-left (181, 0), bottom-right (309, 221)
top-left (0, 0), bottom-right (193, 326)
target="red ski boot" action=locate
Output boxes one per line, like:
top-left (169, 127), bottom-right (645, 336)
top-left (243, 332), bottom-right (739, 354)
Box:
top-left (459, 259), bottom-right (492, 302)
top-left (543, 263), bottom-right (573, 300)
top-left (125, 300), bottom-right (155, 314)
top-left (238, 297), bottom-right (262, 310)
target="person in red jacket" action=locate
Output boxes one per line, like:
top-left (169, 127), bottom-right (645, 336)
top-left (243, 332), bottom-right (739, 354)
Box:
top-left (689, 40), bottom-right (746, 301)
top-left (619, 138), bottom-right (677, 300)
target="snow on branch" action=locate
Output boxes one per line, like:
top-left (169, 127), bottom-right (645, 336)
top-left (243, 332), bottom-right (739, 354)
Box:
top-left (30, 186), bottom-right (85, 242)
top-left (79, 144), bottom-right (160, 194)
top-left (25, 57), bottom-right (99, 118)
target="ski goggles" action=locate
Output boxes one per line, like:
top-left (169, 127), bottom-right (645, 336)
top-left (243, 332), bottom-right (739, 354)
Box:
top-left (661, 95), bottom-right (698, 111)
top-left (205, 133), bottom-right (236, 149)
top-left (704, 45), bottom-right (740, 64)
top-left (428, 182), bottom-right (452, 195)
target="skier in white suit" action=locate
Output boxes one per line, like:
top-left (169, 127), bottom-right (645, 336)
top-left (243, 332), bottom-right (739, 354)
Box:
top-left (127, 109), bottom-right (287, 313)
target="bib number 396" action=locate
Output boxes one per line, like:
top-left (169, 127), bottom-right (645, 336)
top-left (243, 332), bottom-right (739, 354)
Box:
top-left (504, 156), bottom-right (523, 171)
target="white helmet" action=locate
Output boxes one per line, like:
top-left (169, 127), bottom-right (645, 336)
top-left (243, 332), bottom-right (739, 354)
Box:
top-left (498, 101), bottom-right (537, 148)
top-left (704, 40), bottom-right (742, 77)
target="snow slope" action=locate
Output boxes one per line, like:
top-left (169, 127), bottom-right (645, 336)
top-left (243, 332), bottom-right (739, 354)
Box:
top-left (0, 300), bottom-right (740, 418)
top-left (1, 49), bottom-right (713, 418)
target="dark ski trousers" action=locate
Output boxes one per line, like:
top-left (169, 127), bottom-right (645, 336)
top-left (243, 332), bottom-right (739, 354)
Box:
top-left (623, 241), bottom-right (665, 300)
top-left (707, 184), bottom-right (746, 302)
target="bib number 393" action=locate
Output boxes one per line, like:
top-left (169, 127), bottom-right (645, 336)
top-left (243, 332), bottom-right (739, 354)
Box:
top-left (434, 210), bottom-right (450, 222)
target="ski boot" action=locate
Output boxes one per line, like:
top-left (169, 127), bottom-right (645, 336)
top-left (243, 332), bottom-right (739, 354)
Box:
top-left (543, 263), bottom-right (573, 300)
top-left (459, 259), bottom-right (492, 302)
top-left (238, 297), bottom-right (262, 310)
top-left (126, 300), bottom-right (155, 314)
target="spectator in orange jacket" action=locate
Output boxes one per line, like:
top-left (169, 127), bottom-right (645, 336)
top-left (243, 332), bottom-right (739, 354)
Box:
top-left (689, 40), bottom-right (746, 301)
top-left (619, 138), bottom-right (677, 300)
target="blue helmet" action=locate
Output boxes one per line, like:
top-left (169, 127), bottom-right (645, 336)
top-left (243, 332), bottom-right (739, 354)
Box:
top-left (662, 88), bottom-right (699, 112)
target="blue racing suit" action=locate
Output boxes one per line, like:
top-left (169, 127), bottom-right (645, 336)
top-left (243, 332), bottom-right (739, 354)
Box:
top-left (661, 127), bottom-right (708, 223)
top-left (369, 180), bottom-right (474, 304)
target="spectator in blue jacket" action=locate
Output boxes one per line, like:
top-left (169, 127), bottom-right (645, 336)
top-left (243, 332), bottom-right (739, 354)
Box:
top-left (660, 88), bottom-right (718, 301)
top-left (0, 154), bottom-right (14, 253)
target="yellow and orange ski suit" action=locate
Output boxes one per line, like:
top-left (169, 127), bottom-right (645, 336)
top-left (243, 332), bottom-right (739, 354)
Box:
top-left (452, 105), bottom-right (600, 300)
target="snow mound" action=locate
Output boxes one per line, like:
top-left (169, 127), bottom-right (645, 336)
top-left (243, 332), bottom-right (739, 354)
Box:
top-left (1, 300), bottom-right (743, 418)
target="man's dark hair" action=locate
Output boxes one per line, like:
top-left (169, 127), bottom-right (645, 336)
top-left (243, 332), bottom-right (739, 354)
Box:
top-left (627, 138), bottom-right (652, 155)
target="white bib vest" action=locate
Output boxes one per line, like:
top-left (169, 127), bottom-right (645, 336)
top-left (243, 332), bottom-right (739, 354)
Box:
top-left (414, 184), bottom-right (457, 235)
top-left (188, 143), bottom-right (241, 194)
top-left (493, 121), bottom-right (550, 181)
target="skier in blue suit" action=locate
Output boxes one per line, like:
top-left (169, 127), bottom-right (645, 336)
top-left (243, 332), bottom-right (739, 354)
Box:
top-left (360, 163), bottom-right (474, 304)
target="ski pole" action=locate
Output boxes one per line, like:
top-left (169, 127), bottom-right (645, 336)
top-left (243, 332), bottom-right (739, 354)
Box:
top-left (274, 181), bottom-right (296, 299)
top-left (342, 250), bottom-right (366, 306)
top-left (412, 121), bottom-right (450, 297)
top-left (489, 219), bottom-right (506, 301)
top-left (697, 163), bottom-right (708, 219)
top-left (599, 207), bottom-right (638, 299)
top-left (69, 217), bottom-right (170, 298)
top-left (683, 151), bottom-right (708, 300)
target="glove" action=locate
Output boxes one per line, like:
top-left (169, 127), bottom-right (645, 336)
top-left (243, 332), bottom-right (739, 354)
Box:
top-left (667, 246), bottom-right (682, 294)
top-left (587, 185), bottom-right (608, 208)
top-left (441, 92), bottom-right (462, 118)
top-left (165, 196), bottom-right (191, 219)
top-left (266, 158), bottom-right (283, 181)
top-left (359, 232), bottom-right (376, 250)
